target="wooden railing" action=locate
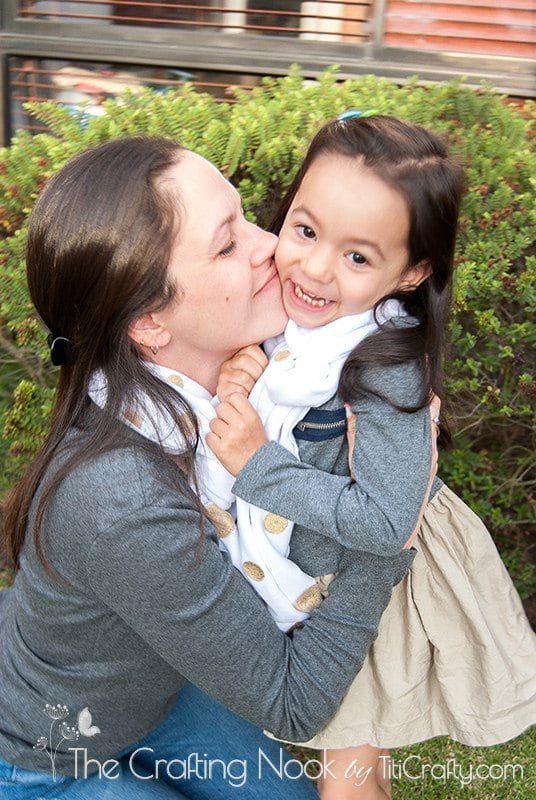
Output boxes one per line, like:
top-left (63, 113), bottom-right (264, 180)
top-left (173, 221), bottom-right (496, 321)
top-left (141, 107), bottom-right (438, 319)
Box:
top-left (1, 1), bottom-right (534, 143)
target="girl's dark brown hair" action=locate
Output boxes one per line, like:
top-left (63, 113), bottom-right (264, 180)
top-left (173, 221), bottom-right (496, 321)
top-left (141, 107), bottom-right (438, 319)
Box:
top-left (271, 115), bottom-right (465, 440)
top-left (3, 135), bottom-right (204, 570)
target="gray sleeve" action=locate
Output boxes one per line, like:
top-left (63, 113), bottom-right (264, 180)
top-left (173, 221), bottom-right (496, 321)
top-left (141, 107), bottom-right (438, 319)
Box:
top-left (85, 489), bottom-right (414, 743)
top-left (232, 362), bottom-right (433, 555)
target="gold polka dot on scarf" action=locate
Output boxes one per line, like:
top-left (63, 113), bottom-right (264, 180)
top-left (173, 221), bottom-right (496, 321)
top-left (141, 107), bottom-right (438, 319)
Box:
top-left (263, 513), bottom-right (289, 534)
top-left (205, 504), bottom-right (235, 538)
top-left (273, 349), bottom-right (290, 362)
top-left (243, 562), bottom-right (265, 581)
top-left (294, 584), bottom-right (323, 612)
top-left (124, 409), bottom-right (142, 428)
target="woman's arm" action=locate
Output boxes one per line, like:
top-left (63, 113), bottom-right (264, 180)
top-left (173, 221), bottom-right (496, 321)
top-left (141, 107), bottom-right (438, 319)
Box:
top-left (63, 448), bottom-right (413, 743)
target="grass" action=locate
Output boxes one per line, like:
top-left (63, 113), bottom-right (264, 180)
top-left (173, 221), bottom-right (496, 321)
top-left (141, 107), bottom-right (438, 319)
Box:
top-left (388, 732), bottom-right (536, 799)
top-left (289, 728), bottom-right (536, 798)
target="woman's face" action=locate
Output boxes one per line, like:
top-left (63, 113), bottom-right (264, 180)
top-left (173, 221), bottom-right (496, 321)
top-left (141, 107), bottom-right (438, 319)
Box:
top-left (153, 152), bottom-right (287, 386)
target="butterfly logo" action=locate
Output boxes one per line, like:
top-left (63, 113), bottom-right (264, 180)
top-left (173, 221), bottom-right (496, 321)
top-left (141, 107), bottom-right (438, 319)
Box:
top-left (77, 707), bottom-right (101, 737)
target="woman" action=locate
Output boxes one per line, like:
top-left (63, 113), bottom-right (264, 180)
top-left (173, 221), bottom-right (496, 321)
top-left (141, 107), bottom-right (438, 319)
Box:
top-left (0, 136), bottom-right (414, 798)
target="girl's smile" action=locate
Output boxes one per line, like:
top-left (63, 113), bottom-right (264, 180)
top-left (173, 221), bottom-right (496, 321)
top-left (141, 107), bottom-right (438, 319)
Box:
top-left (292, 280), bottom-right (334, 309)
top-left (276, 153), bottom-right (429, 328)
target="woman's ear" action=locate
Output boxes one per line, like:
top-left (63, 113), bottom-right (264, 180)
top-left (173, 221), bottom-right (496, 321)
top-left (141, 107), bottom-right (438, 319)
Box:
top-left (127, 313), bottom-right (171, 354)
top-left (399, 259), bottom-right (432, 291)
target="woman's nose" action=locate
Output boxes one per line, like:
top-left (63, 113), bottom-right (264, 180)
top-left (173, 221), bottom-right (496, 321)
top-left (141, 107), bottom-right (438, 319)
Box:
top-left (250, 224), bottom-right (277, 266)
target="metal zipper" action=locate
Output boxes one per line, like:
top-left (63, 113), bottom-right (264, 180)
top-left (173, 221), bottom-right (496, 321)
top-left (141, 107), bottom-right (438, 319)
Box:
top-left (295, 419), bottom-right (347, 432)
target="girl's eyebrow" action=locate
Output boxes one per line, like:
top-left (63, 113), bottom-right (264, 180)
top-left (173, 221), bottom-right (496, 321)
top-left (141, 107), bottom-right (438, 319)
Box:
top-left (289, 204), bottom-right (318, 226)
top-left (355, 238), bottom-right (385, 261)
top-left (290, 204), bottom-right (385, 261)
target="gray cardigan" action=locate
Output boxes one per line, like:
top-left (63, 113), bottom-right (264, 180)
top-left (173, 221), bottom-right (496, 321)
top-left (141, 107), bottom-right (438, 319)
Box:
top-left (0, 409), bottom-right (414, 776)
top-left (234, 360), bottom-right (442, 577)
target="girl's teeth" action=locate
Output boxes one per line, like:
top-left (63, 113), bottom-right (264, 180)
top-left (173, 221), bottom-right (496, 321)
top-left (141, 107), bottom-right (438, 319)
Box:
top-left (295, 283), bottom-right (328, 307)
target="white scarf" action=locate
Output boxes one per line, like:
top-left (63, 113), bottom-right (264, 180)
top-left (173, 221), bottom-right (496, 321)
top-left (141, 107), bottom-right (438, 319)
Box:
top-left (235, 300), bottom-right (405, 628)
top-left (88, 300), bottom-right (405, 631)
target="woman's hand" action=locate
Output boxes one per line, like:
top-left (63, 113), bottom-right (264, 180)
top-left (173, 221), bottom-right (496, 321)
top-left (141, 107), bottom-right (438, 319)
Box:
top-left (206, 393), bottom-right (268, 476)
top-left (402, 393), bottom-right (441, 550)
top-left (216, 345), bottom-right (268, 401)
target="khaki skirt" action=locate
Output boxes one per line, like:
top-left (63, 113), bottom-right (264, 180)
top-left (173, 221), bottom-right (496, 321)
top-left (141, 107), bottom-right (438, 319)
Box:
top-left (291, 484), bottom-right (536, 749)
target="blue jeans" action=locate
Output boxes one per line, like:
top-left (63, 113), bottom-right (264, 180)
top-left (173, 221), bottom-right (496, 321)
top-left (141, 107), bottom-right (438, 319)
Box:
top-left (0, 683), bottom-right (319, 798)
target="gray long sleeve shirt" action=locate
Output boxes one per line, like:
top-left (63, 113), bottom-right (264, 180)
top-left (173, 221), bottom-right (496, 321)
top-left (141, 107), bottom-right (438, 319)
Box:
top-left (234, 360), bottom-right (441, 577)
top-left (0, 410), bottom-right (414, 776)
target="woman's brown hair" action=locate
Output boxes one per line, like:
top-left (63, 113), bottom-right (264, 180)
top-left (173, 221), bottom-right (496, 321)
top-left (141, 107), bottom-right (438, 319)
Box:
top-left (3, 136), bottom-right (204, 570)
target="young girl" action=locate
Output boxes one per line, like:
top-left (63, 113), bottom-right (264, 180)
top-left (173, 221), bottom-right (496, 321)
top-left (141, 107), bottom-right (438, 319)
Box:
top-left (206, 114), bottom-right (536, 799)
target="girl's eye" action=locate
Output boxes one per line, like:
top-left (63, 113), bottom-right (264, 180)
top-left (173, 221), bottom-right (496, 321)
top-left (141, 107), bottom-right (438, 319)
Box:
top-left (296, 224), bottom-right (316, 240)
top-left (219, 241), bottom-right (236, 257)
top-left (349, 251), bottom-right (368, 266)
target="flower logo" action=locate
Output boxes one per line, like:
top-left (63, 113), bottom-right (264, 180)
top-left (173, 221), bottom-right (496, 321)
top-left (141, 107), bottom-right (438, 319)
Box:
top-left (45, 703), bottom-right (68, 720)
top-left (34, 703), bottom-right (101, 780)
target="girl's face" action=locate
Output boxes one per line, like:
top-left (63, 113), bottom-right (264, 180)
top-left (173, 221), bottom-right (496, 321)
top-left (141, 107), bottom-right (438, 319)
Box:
top-left (151, 152), bottom-right (287, 383)
top-left (276, 153), bottom-right (429, 328)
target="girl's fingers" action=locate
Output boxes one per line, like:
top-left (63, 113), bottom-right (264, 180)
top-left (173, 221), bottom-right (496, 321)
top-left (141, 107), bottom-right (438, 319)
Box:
top-left (217, 393), bottom-right (255, 418)
top-left (236, 344), bottom-right (269, 372)
top-left (205, 431), bottom-right (218, 451)
top-left (212, 402), bottom-right (233, 426)
top-left (208, 417), bottom-right (227, 438)
top-left (217, 347), bottom-right (268, 399)
top-left (219, 370), bottom-right (256, 396)
top-left (224, 347), bottom-right (268, 381)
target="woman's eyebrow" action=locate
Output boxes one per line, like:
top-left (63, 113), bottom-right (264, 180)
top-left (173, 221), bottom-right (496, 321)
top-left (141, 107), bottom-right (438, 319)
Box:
top-left (208, 190), bottom-right (242, 250)
top-left (209, 213), bottom-right (234, 250)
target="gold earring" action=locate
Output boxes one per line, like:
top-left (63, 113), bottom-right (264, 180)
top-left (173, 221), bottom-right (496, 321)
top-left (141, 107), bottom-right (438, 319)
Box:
top-left (151, 344), bottom-right (159, 356)
top-left (139, 339), bottom-right (145, 347)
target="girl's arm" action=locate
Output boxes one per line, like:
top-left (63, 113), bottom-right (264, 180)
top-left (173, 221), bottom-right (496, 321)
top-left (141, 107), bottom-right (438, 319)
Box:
top-left (209, 361), bottom-right (437, 556)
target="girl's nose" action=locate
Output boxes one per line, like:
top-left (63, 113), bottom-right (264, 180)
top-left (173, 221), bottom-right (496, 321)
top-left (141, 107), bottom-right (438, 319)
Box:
top-left (302, 249), bottom-right (333, 284)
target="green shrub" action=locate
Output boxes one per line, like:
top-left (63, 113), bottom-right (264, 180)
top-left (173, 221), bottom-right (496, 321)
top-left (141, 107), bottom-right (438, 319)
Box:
top-left (0, 68), bottom-right (534, 592)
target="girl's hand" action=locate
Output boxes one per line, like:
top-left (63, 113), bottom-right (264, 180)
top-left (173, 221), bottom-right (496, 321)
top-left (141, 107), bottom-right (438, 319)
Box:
top-left (216, 345), bottom-right (268, 401)
top-left (206, 393), bottom-right (268, 476)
